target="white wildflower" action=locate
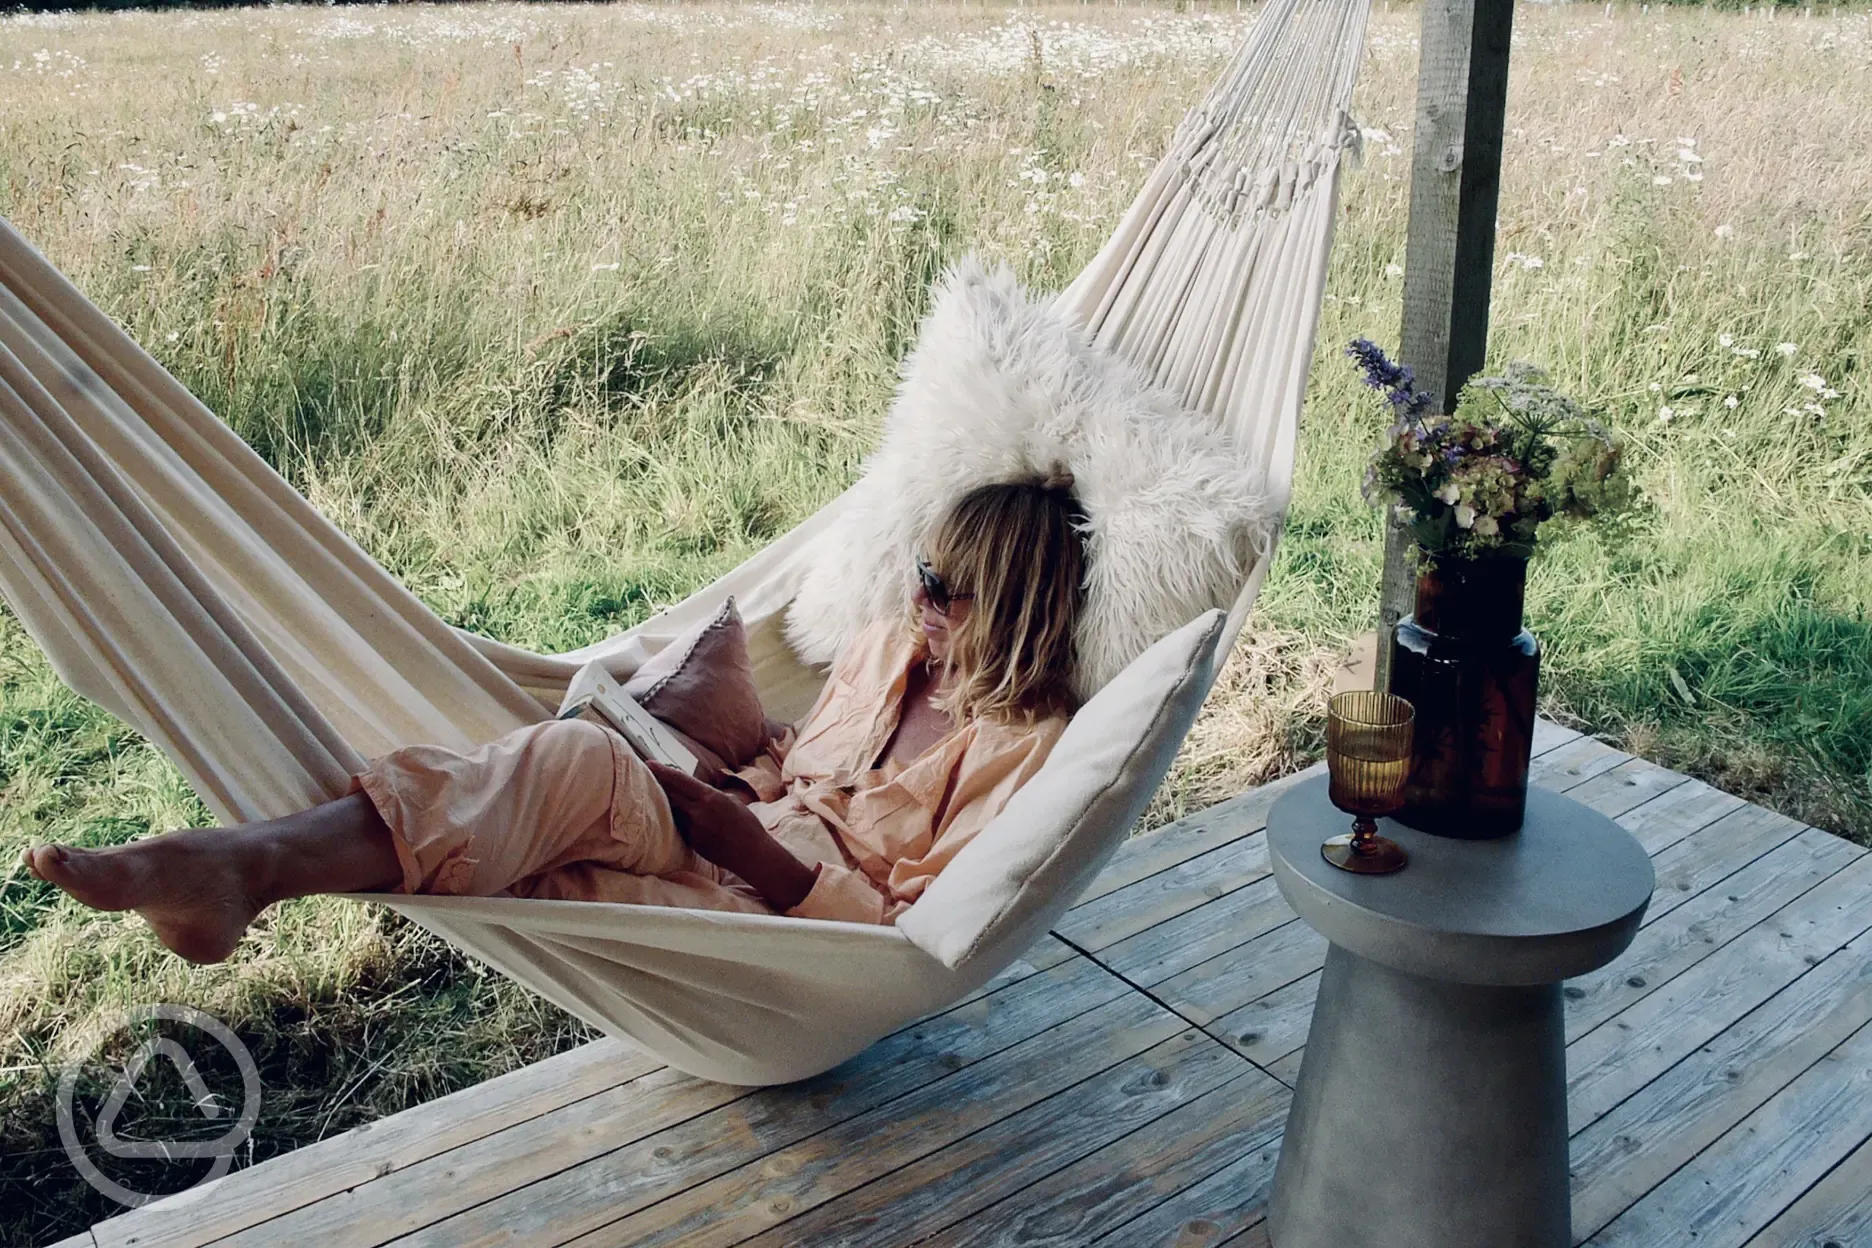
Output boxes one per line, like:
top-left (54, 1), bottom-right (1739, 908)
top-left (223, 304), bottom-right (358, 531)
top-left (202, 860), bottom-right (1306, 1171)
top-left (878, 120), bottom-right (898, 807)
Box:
top-left (1799, 373), bottom-right (1827, 391)
top-left (1385, 262), bottom-right (1404, 278)
top-left (1657, 406), bottom-right (1675, 425)
top-left (1775, 342), bottom-right (1799, 357)
top-left (1714, 223), bottom-right (1734, 238)
top-left (1718, 333), bottom-right (1733, 348)
top-left (1454, 504), bottom-right (1477, 530)
top-left (1724, 395), bottom-right (1739, 409)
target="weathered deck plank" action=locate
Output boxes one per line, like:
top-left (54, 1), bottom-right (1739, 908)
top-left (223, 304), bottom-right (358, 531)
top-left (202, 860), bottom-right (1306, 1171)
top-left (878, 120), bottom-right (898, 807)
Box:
top-left (1741, 1132), bottom-right (1872, 1248)
top-left (1566, 854), bottom-right (1872, 1130)
top-left (382, 950), bottom-right (1130, 1248)
top-left (740, 1041), bottom-right (1278, 1248)
top-left (1559, 828), bottom-right (1864, 1044)
top-left (1057, 833), bottom-right (1271, 955)
top-left (1085, 1136), bottom-right (1282, 1248)
top-left (76, 727), bottom-right (1872, 1248)
top-left (1642, 803), bottom-right (1813, 926)
top-left (1212, 969), bottom-right (1319, 1070)
top-left (1528, 734), bottom-right (1628, 790)
top-left (1609, 775), bottom-right (1749, 856)
top-left (1155, 919), bottom-right (1330, 1029)
top-left (221, 1065), bottom-right (744, 1248)
top-left (1570, 924), bottom-right (1872, 1240)
top-left (557, 993), bottom-right (1189, 1248)
top-left (1072, 765), bottom-right (1320, 907)
top-left (916, 1070), bottom-right (1288, 1248)
top-left (1560, 757), bottom-right (1691, 821)
top-left (1587, 1018), bottom-right (1872, 1248)
top-left (88, 1037), bottom-right (660, 1248)
top-left (1098, 870), bottom-right (1289, 986)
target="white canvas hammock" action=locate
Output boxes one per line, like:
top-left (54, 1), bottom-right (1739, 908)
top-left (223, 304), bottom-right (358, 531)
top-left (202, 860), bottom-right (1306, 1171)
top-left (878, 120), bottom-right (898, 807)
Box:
top-left (0, 0), bottom-right (1368, 1086)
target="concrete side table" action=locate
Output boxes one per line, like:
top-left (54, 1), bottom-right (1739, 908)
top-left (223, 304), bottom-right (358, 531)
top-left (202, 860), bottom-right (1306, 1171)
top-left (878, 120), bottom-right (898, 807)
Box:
top-left (1266, 775), bottom-right (1654, 1248)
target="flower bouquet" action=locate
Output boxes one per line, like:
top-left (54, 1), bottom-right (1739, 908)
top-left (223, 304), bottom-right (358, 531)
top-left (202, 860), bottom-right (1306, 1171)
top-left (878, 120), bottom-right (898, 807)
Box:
top-left (1349, 339), bottom-right (1631, 566)
top-left (1348, 338), bottom-right (1633, 837)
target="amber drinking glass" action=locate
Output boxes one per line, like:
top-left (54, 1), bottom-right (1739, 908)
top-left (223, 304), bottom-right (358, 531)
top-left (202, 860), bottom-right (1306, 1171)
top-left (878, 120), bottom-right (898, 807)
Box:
top-left (1323, 691), bottom-right (1415, 874)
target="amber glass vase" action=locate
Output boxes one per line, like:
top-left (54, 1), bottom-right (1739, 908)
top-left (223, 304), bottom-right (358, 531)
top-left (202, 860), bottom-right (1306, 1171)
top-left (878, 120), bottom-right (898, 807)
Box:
top-left (1387, 554), bottom-right (1540, 838)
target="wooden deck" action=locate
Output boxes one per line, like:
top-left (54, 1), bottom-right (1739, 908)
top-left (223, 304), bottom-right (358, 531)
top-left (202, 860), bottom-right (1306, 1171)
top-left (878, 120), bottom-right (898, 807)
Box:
top-left (63, 721), bottom-right (1872, 1248)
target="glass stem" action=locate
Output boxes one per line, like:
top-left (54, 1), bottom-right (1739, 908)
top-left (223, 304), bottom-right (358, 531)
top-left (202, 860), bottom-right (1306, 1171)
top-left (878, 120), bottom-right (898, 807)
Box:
top-left (1351, 815), bottom-right (1378, 853)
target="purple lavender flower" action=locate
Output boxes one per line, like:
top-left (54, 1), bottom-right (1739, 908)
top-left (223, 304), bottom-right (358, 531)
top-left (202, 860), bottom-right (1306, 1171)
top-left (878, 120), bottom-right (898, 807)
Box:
top-left (1346, 338), bottom-right (1433, 426)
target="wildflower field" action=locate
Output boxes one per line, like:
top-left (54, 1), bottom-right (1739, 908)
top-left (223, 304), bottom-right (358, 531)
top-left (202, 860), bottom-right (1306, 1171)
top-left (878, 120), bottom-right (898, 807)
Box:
top-left (1, 0), bottom-right (1868, 1237)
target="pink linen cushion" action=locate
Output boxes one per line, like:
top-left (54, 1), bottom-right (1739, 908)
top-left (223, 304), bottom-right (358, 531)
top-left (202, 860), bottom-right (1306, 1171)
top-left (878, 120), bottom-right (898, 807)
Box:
top-left (623, 597), bottom-right (770, 766)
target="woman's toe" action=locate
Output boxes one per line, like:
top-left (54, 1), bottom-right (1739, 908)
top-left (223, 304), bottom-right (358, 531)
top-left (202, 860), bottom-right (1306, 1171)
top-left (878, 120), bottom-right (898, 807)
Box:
top-left (31, 844), bottom-right (136, 911)
top-left (24, 844), bottom-right (65, 883)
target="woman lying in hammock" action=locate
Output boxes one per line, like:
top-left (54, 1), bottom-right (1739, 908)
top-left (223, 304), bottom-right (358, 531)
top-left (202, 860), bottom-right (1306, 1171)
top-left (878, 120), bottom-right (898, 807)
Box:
top-left (25, 477), bottom-right (1088, 964)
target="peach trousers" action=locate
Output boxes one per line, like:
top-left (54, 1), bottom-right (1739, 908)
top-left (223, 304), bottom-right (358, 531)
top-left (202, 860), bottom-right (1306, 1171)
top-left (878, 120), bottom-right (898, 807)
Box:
top-left (352, 717), bottom-right (773, 914)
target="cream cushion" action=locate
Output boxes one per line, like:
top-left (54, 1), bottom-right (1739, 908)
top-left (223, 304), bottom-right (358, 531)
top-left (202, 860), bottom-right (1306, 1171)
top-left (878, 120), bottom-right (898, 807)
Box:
top-left (899, 609), bottom-right (1227, 970)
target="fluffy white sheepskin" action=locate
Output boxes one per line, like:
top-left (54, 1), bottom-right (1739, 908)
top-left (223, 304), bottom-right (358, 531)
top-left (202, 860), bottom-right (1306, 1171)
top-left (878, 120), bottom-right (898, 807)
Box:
top-left (784, 257), bottom-right (1275, 700)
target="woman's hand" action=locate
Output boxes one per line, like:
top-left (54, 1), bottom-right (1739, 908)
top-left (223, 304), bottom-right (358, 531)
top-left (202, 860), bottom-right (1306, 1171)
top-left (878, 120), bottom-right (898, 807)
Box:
top-left (645, 761), bottom-right (817, 911)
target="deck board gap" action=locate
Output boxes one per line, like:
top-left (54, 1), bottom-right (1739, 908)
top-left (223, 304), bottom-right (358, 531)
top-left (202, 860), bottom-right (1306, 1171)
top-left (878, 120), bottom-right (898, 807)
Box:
top-left (1051, 931), bottom-right (1265, 1076)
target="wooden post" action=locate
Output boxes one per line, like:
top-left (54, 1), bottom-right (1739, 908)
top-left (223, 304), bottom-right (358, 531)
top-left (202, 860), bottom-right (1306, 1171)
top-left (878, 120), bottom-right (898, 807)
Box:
top-left (1374, 0), bottom-right (1515, 691)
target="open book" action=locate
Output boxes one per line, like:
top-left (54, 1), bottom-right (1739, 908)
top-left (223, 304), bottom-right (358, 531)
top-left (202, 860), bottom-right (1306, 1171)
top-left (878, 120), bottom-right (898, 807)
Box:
top-left (556, 660), bottom-right (701, 777)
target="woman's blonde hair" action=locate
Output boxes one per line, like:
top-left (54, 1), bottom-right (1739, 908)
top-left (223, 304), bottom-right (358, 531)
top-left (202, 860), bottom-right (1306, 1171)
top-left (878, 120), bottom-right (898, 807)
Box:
top-left (921, 472), bottom-right (1087, 723)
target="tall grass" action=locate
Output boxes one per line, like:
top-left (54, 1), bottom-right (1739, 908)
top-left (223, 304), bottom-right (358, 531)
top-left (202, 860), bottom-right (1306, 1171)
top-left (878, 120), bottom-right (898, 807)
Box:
top-left (1, 1), bottom-right (1867, 1239)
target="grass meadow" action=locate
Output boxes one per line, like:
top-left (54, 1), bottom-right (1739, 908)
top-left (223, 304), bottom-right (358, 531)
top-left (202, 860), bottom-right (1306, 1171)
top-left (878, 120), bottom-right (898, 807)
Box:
top-left (2, 0), bottom-right (1868, 1237)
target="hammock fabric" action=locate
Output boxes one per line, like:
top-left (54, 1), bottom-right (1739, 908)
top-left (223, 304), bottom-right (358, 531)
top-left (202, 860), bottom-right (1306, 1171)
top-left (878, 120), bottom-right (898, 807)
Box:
top-left (0, 0), bottom-right (1367, 1086)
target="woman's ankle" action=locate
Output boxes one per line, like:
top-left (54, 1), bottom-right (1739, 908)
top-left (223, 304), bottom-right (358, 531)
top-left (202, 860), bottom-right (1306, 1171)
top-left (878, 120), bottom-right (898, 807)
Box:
top-left (243, 793), bottom-right (403, 901)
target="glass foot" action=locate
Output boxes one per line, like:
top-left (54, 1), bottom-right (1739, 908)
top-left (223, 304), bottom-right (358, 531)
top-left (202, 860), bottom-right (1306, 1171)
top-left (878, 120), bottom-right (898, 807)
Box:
top-left (1321, 833), bottom-right (1408, 874)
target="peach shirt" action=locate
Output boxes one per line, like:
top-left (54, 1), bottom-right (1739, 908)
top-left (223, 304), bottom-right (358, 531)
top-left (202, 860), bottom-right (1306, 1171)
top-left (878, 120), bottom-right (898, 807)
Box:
top-left (743, 619), bottom-right (1069, 925)
top-left (363, 618), bottom-right (1067, 925)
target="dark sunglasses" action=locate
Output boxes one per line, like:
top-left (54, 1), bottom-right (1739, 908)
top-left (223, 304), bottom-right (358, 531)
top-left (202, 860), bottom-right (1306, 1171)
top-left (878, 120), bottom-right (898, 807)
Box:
top-left (916, 557), bottom-right (975, 616)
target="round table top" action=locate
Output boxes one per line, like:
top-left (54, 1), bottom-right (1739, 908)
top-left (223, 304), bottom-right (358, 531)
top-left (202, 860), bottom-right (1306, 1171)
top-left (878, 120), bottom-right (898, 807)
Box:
top-left (1268, 775), bottom-right (1656, 986)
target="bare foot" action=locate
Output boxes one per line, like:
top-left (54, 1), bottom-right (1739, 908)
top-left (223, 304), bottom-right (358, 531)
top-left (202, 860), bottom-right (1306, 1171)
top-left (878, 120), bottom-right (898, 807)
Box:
top-left (24, 830), bottom-right (268, 964)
